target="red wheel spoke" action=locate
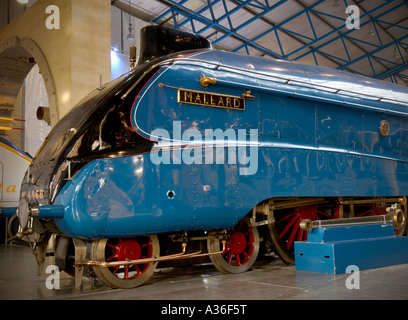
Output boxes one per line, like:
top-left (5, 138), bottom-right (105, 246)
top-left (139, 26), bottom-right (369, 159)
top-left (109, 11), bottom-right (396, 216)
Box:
top-left (236, 254), bottom-right (242, 266)
top-left (123, 266), bottom-right (129, 279)
top-left (222, 244), bottom-right (230, 255)
top-left (141, 242), bottom-right (151, 248)
top-left (286, 219), bottom-right (301, 249)
top-left (112, 266), bottom-right (119, 275)
top-left (279, 214), bottom-right (299, 238)
top-left (107, 243), bottom-right (119, 250)
top-left (276, 211), bottom-right (296, 224)
top-left (242, 251), bottom-right (249, 262)
top-left (297, 228), bottom-right (304, 242)
top-left (355, 209), bottom-right (372, 217)
top-left (227, 252), bottom-right (234, 264)
top-left (106, 253), bottom-right (119, 261)
top-left (317, 210), bottom-right (334, 219)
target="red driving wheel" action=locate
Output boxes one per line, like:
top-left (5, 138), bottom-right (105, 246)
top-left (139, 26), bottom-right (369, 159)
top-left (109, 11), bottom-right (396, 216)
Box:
top-left (91, 235), bottom-right (160, 289)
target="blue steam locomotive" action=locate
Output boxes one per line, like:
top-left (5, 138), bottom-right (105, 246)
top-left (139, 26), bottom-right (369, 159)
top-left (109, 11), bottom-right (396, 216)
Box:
top-left (2, 26), bottom-right (408, 288)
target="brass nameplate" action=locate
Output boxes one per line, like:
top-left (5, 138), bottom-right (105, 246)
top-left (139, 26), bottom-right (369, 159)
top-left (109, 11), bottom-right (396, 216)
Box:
top-left (178, 89), bottom-right (245, 111)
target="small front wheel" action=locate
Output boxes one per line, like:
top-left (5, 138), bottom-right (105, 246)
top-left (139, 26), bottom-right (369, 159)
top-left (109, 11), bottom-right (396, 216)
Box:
top-left (91, 235), bottom-right (159, 289)
top-left (207, 217), bottom-right (259, 274)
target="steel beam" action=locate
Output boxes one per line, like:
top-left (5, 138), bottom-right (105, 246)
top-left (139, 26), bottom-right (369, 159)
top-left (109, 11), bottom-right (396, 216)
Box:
top-left (136, 0), bottom-right (408, 81)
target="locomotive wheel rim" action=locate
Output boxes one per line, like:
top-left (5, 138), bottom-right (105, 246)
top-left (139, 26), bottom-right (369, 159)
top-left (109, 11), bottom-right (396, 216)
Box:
top-left (269, 205), bottom-right (338, 265)
top-left (91, 235), bottom-right (159, 289)
top-left (207, 217), bottom-right (259, 274)
top-left (267, 223), bottom-right (295, 264)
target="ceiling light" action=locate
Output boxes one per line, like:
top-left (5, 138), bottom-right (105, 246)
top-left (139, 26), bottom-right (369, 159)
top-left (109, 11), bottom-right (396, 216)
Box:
top-left (332, 0), bottom-right (341, 7)
top-left (126, 24), bottom-right (135, 42)
top-left (126, 0), bottom-right (135, 42)
top-left (368, 23), bottom-right (375, 38)
top-left (393, 45), bottom-right (401, 61)
top-left (17, 0), bottom-right (29, 4)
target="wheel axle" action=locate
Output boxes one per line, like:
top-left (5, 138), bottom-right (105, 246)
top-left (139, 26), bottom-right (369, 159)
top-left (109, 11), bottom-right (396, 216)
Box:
top-left (75, 240), bottom-right (226, 268)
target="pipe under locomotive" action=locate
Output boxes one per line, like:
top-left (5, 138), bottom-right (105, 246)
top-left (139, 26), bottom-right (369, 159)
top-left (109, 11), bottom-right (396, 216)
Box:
top-left (2, 26), bottom-right (408, 289)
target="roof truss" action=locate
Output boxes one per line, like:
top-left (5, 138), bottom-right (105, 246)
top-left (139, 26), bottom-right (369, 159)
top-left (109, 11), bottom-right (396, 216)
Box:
top-left (117, 0), bottom-right (408, 85)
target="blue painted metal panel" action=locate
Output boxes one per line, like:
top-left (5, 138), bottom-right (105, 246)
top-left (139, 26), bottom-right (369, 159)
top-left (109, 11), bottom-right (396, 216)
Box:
top-left (0, 207), bottom-right (17, 217)
top-left (54, 154), bottom-right (243, 238)
top-left (53, 145), bottom-right (408, 238)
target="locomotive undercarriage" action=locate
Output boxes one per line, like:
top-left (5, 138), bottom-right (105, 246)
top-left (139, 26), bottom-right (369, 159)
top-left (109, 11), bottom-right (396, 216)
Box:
top-left (28, 196), bottom-right (406, 289)
top-left (12, 196), bottom-right (406, 289)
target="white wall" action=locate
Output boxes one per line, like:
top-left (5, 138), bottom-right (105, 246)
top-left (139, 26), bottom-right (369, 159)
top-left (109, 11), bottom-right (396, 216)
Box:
top-left (23, 64), bottom-right (51, 157)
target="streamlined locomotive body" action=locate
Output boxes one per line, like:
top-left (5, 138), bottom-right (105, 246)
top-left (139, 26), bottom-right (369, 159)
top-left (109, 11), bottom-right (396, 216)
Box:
top-left (2, 26), bottom-right (408, 288)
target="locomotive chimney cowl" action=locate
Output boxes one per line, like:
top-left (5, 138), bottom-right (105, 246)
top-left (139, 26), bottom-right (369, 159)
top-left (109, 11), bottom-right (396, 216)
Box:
top-left (137, 25), bottom-right (212, 65)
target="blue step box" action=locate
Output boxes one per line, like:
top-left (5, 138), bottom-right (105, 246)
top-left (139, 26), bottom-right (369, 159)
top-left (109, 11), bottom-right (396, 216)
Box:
top-left (294, 223), bottom-right (408, 275)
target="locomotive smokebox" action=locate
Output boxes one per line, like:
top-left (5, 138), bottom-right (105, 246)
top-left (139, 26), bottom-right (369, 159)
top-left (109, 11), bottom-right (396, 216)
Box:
top-left (138, 25), bottom-right (212, 65)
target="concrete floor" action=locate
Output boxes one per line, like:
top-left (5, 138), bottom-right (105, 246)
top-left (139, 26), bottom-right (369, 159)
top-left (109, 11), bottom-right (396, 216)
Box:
top-left (1, 244), bottom-right (408, 301)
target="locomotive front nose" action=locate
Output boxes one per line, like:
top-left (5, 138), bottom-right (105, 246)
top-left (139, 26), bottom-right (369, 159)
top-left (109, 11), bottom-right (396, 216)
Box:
top-left (15, 194), bottom-right (65, 239)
